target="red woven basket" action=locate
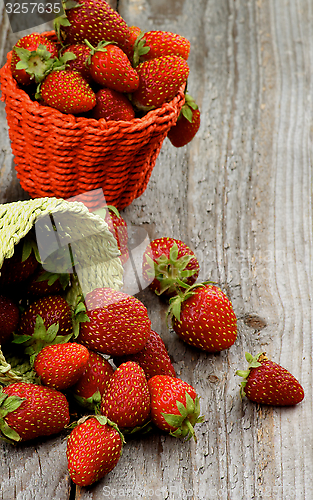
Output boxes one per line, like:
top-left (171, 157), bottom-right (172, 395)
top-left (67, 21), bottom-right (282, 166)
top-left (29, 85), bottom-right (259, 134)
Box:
top-left (0, 33), bottom-right (185, 210)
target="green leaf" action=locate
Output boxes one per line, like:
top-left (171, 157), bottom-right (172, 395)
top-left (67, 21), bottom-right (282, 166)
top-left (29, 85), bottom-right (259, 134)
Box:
top-left (161, 413), bottom-right (184, 428)
top-left (185, 392), bottom-right (195, 415)
top-left (0, 419), bottom-right (21, 442)
top-left (12, 334), bottom-right (32, 345)
top-left (176, 400), bottom-right (188, 419)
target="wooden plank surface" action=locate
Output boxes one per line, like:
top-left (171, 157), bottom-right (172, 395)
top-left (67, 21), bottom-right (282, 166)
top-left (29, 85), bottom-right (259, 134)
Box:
top-left (1, 0), bottom-right (313, 499)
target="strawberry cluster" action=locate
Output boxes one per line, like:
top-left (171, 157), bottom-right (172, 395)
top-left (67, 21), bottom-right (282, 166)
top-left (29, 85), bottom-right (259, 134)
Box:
top-left (8, 0), bottom-right (201, 147)
top-left (0, 206), bottom-right (305, 487)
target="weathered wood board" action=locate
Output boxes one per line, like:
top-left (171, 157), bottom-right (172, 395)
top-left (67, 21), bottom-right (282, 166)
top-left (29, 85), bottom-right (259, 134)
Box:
top-left (0, 0), bottom-right (313, 499)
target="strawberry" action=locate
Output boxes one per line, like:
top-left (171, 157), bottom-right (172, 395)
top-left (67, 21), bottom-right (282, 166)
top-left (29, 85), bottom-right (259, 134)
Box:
top-left (113, 329), bottom-right (176, 380)
top-left (39, 69), bottom-right (96, 114)
top-left (100, 361), bottom-right (150, 429)
top-left (33, 342), bottom-right (90, 390)
top-left (148, 375), bottom-right (204, 441)
top-left (0, 382), bottom-right (70, 442)
top-left (91, 88), bottom-right (135, 121)
top-left (142, 237), bottom-right (199, 297)
top-left (71, 350), bottom-right (114, 410)
top-left (0, 237), bottom-right (39, 290)
top-left (131, 55), bottom-right (189, 111)
top-left (168, 93), bottom-right (201, 147)
top-left (66, 415), bottom-right (124, 486)
top-left (26, 267), bottom-right (70, 298)
top-left (85, 40), bottom-right (139, 93)
top-left (58, 0), bottom-right (132, 53)
top-left (77, 287), bottom-right (151, 356)
top-left (11, 33), bottom-right (58, 86)
top-left (137, 31), bottom-right (190, 63)
top-left (236, 352), bottom-right (305, 406)
top-left (168, 283), bottom-right (237, 352)
top-left (0, 295), bottom-right (19, 345)
top-left (93, 205), bottom-right (129, 263)
top-left (62, 43), bottom-right (92, 83)
top-left (123, 25), bottom-right (145, 64)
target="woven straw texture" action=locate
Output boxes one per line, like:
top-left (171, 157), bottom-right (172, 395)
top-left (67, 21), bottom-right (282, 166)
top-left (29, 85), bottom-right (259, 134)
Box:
top-left (0, 34), bottom-right (186, 210)
top-left (0, 198), bottom-right (123, 295)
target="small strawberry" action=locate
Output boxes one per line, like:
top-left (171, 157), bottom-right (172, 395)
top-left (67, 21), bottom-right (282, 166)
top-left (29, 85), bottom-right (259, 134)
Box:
top-left (123, 26), bottom-right (146, 64)
top-left (11, 33), bottom-right (58, 86)
top-left (71, 350), bottom-right (114, 410)
top-left (131, 55), bottom-right (189, 111)
top-left (142, 237), bottom-right (199, 297)
top-left (62, 43), bottom-right (92, 83)
top-left (167, 93), bottom-right (201, 147)
top-left (85, 40), bottom-right (139, 93)
top-left (100, 361), bottom-right (150, 429)
top-left (236, 352), bottom-right (305, 406)
top-left (93, 205), bottom-right (129, 263)
top-left (91, 88), bottom-right (135, 121)
top-left (78, 287), bottom-right (151, 356)
top-left (148, 375), bottom-right (204, 441)
top-left (0, 295), bottom-right (19, 345)
top-left (0, 237), bottom-right (39, 289)
top-left (66, 415), bottom-right (124, 486)
top-left (33, 342), bottom-right (90, 390)
top-left (113, 329), bottom-right (176, 380)
top-left (58, 0), bottom-right (132, 53)
top-left (168, 283), bottom-right (237, 352)
top-left (137, 31), bottom-right (190, 63)
top-left (39, 69), bottom-right (96, 114)
top-left (0, 382), bottom-right (70, 443)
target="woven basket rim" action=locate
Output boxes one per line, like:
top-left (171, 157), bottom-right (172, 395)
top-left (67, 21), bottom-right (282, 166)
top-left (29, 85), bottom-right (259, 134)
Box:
top-left (1, 40), bottom-right (186, 130)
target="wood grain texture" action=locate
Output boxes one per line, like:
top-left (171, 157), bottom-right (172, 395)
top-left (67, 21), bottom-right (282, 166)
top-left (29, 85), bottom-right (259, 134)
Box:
top-left (0, 0), bottom-right (313, 499)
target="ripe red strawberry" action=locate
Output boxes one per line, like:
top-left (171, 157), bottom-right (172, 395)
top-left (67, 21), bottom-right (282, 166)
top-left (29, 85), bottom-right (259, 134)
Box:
top-left (131, 55), bottom-right (189, 111)
top-left (59, 0), bottom-right (131, 53)
top-left (103, 206), bottom-right (129, 264)
top-left (142, 237), bottom-right (199, 297)
top-left (78, 287), bottom-right (151, 356)
top-left (11, 33), bottom-right (58, 86)
top-left (0, 382), bottom-right (70, 442)
top-left (0, 295), bottom-right (19, 345)
top-left (0, 238), bottom-right (39, 289)
top-left (168, 283), bottom-right (237, 352)
top-left (39, 69), bottom-right (96, 114)
top-left (236, 352), bottom-right (305, 406)
top-left (33, 342), bottom-right (90, 390)
top-left (71, 350), bottom-right (114, 409)
top-left (16, 294), bottom-right (73, 339)
top-left (100, 361), bottom-right (150, 429)
top-left (62, 43), bottom-right (92, 83)
top-left (66, 415), bottom-right (124, 486)
top-left (86, 41), bottom-right (139, 93)
top-left (91, 88), bottom-right (135, 122)
top-left (148, 375), bottom-right (204, 441)
top-left (113, 329), bottom-right (176, 379)
top-left (138, 31), bottom-right (190, 63)
top-left (168, 93), bottom-right (201, 147)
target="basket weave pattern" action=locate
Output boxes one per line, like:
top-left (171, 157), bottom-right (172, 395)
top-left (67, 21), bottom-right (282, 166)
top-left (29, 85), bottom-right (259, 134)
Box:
top-left (0, 38), bottom-right (185, 210)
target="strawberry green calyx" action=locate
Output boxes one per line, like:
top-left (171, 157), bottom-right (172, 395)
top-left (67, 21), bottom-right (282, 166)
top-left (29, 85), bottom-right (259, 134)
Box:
top-left (72, 389), bottom-right (102, 413)
top-left (162, 391), bottom-right (204, 442)
top-left (14, 44), bottom-right (56, 83)
top-left (132, 32), bottom-right (150, 67)
top-left (236, 352), bottom-right (264, 398)
top-left (0, 348), bottom-right (37, 386)
top-left (179, 93), bottom-right (198, 123)
top-left (167, 280), bottom-right (214, 322)
top-left (0, 389), bottom-right (25, 443)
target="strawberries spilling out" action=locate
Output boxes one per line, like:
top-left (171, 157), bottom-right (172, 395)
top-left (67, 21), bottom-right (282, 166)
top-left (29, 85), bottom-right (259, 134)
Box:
top-left (8, 1), bottom-right (200, 145)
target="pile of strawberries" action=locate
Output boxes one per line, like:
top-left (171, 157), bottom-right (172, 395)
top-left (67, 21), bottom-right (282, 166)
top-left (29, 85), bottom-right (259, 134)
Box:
top-left (0, 206), bottom-right (305, 487)
top-left (8, 0), bottom-right (201, 148)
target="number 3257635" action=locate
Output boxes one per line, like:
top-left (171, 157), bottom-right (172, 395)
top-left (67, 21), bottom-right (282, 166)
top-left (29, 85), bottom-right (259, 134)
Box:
top-left (5, 3), bottom-right (61, 14)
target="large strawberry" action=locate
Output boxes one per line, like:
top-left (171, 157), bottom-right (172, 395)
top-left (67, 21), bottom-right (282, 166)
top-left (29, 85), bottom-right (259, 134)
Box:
top-left (131, 55), bottom-right (189, 111)
top-left (33, 342), bottom-right (90, 390)
top-left (39, 69), bottom-right (96, 114)
top-left (11, 33), bottom-right (58, 86)
top-left (66, 415), bottom-right (124, 486)
top-left (168, 283), bottom-right (237, 352)
top-left (71, 350), bottom-right (114, 410)
top-left (86, 40), bottom-right (139, 93)
top-left (0, 295), bottom-right (19, 345)
top-left (167, 93), bottom-right (201, 147)
top-left (77, 287), bottom-right (151, 356)
top-left (0, 382), bottom-right (70, 442)
top-left (100, 361), bottom-right (150, 429)
top-left (91, 88), bottom-right (135, 122)
top-left (148, 375), bottom-right (204, 441)
top-left (58, 0), bottom-right (131, 53)
top-left (142, 237), bottom-right (199, 297)
top-left (236, 352), bottom-right (305, 406)
top-left (113, 329), bottom-right (176, 380)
